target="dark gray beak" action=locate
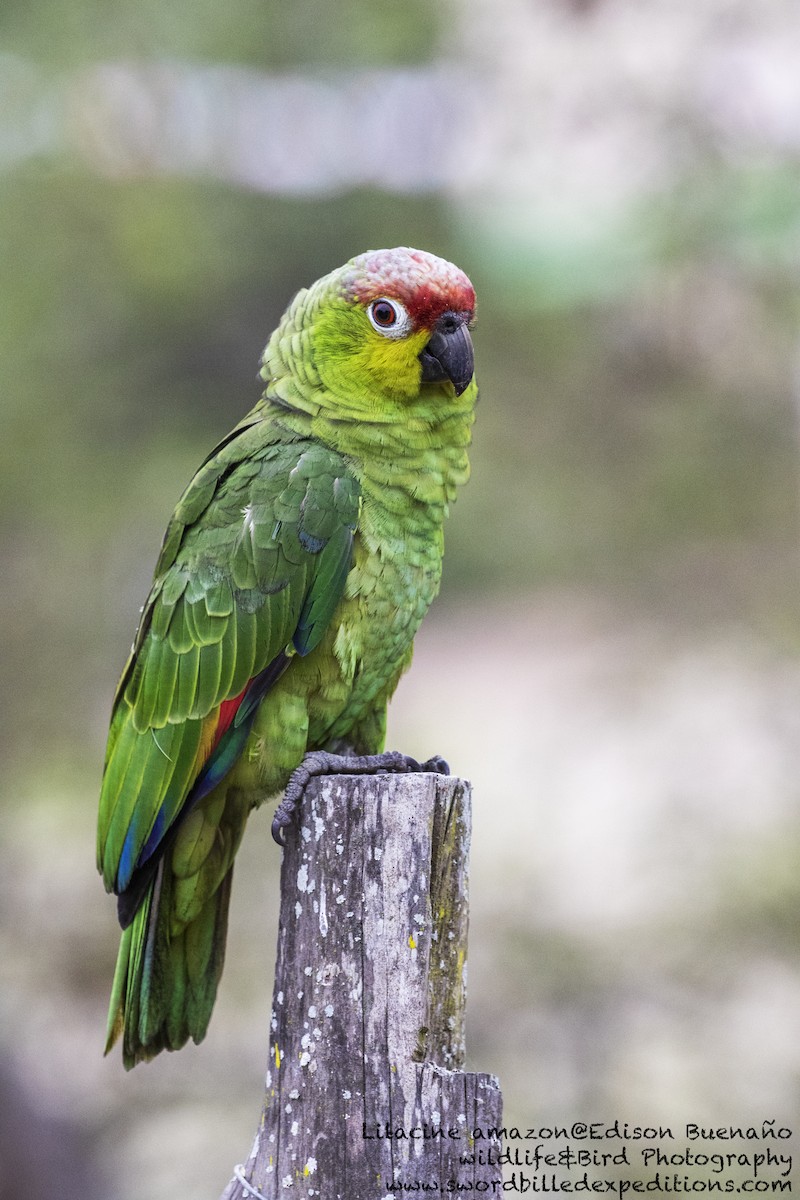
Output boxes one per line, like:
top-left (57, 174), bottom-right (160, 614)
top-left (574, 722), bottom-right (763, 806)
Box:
top-left (419, 311), bottom-right (474, 396)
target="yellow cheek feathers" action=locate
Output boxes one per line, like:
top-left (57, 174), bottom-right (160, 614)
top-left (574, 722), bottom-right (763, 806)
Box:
top-left (312, 303), bottom-right (432, 406)
top-left (362, 327), bottom-right (432, 400)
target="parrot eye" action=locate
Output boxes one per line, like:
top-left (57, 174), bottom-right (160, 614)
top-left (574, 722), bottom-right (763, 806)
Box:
top-left (367, 298), bottom-right (412, 339)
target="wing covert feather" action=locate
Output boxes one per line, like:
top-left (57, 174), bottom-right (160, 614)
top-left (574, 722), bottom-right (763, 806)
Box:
top-left (98, 428), bottom-right (360, 896)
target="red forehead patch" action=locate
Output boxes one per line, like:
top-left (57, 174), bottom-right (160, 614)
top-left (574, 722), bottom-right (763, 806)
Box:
top-left (340, 247), bottom-right (475, 328)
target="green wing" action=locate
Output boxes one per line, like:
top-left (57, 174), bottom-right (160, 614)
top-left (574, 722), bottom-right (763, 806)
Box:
top-left (97, 420), bottom-right (360, 899)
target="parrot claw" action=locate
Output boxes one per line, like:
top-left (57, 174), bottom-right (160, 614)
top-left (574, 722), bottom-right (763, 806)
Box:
top-left (271, 749), bottom-right (451, 845)
top-left (422, 754), bottom-right (450, 775)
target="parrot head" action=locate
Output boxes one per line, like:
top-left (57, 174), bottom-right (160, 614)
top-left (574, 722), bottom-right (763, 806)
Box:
top-left (265, 247), bottom-right (476, 412)
top-left (336, 246), bottom-right (476, 399)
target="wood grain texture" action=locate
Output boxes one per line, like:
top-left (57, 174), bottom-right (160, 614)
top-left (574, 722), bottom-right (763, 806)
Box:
top-left (220, 772), bottom-right (502, 1199)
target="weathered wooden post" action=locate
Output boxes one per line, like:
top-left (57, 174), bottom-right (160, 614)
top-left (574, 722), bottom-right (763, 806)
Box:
top-left (219, 771), bottom-right (503, 1199)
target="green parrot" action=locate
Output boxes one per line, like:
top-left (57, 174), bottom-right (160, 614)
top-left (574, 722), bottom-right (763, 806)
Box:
top-left (97, 246), bottom-right (478, 1068)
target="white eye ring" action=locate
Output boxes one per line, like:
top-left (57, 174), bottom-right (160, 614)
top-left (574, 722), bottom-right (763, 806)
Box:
top-left (366, 297), bottom-right (412, 339)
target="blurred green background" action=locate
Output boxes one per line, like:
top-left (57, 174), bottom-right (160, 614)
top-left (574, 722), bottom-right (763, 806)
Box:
top-left (2, 1), bottom-right (800, 1196)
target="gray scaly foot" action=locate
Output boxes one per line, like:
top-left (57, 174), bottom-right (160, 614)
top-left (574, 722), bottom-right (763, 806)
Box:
top-left (271, 750), bottom-right (450, 845)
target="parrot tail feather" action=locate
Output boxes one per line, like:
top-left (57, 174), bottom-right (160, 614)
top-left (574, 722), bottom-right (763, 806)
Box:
top-left (104, 860), bottom-right (233, 1069)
